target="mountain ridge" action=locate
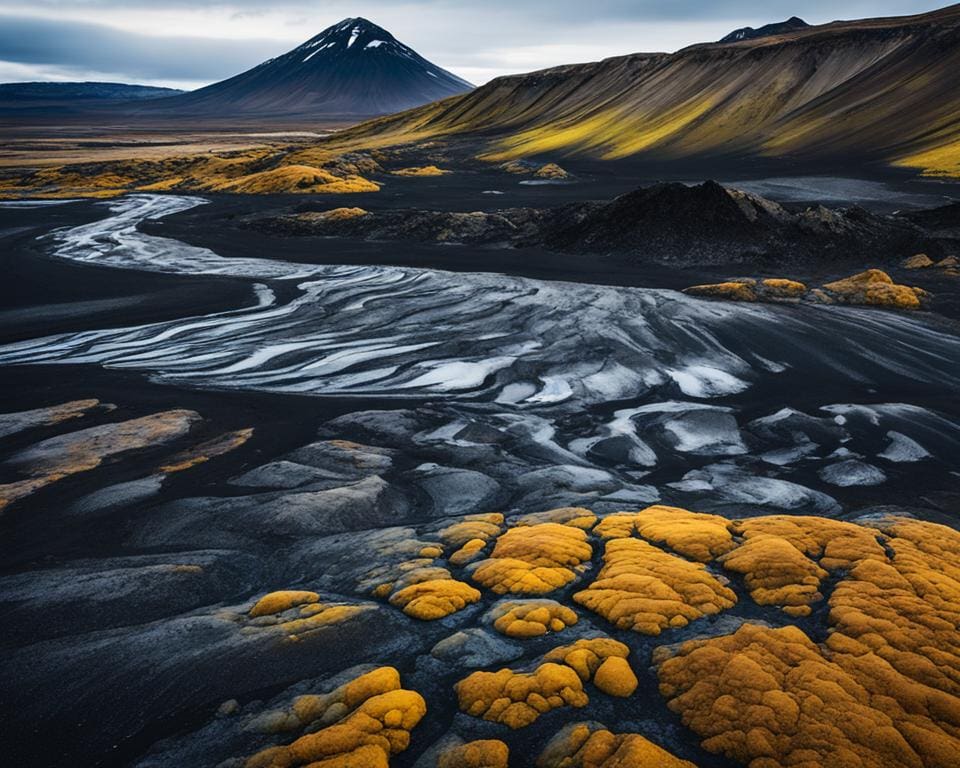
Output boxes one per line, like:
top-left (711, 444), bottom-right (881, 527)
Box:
top-left (331, 4), bottom-right (960, 177)
top-left (142, 17), bottom-right (472, 118)
top-left (720, 16), bottom-right (810, 43)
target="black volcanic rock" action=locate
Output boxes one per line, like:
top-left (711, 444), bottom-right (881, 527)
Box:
top-left (720, 16), bottom-right (810, 43)
top-left (150, 17), bottom-right (472, 118)
top-left (244, 181), bottom-right (949, 268)
top-left (542, 181), bottom-right (935, 265)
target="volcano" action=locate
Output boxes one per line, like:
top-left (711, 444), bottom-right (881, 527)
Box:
top-left (149, 17), bottom-right (473, 119)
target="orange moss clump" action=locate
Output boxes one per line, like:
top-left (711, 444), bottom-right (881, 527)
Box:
top-left (537, 722), bottom-right (695, 767)
top-left (245, 667), bottom-right (426, 768)
top-left (314, 207), bottom-right (370, 221)
top-left (450, 538), bottom-right (489, 566)
top-left (901, 254), bottom-right (935, 269)
top-left (732, 515), bottom-right (887, 571)
top-left (822, 269), bottom-right (924, 309)
top-left (595, 506), bottom-right (735, 562)
top-left (592, 656), bottom-right (639, 698)
top-left (510, 507), bottom-right (597, 530)
top-left (719, 535), bottom-right (828, 616)
top-left (533, 163), bottom-right (572, 180)
top-left (470, 523), bottom-right (593, 595)
top-left (655, 515), bottom-right (960, 768)
top-left (438, 514), bottom-right (504, 549)
top-left (656, 622), bottom-right (960, 768)
top-left (455, 663), bottom-right (588, 729)
top-left (761, 278), bottom-right (807, 297)
top-left (390, 165), bottom-right (449, 176)
top-left (574, 538), bottom-right (736, 635)
top-left (388, 578), bottom-right (481, 620)
top-left (542, 637), bottom-right (632, 685)
top-left (437, 740), bottom-right (509, 768)
top-left (684, 281), bottom-right (758, 302)
top-left (213, 165), bottom-right (380, 194)
top-left (250, 590), bottom-right (320, 618)
top-left (487, 599), bottom-right (579, 638)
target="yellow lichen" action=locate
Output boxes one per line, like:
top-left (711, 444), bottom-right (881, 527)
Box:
top-left (470, 523), bottom-right (593, 595)
top-left (592, 656), bottom-right (639, 698)
top-left (158, 427), bottom-right (253, 473)
top-left (684, 281), bottom-right (758, 302)
top-left (487, 600), bottom-right (579, 638)
top-left (719, 534), bottom-right (828, 616)
top-left (574, 538), bottom-right (737, 634)
top-left (537, 722), bottom-right (696, 767)
top-left (249, 590), bottom-right (320, 618)
top-left (761, 278), bottom-right (807, 297)
top-left (595, 506), bottom-right (736, 562)
top-left (391, 165), bottom-right (449, 176)
top-left (822, 269), bottom-right (924, 309)
top-left (901, 254), bottom-right (935, 269)
top-left (455, 663), bottom-right (588, 729)
top-left (388, 578), bottom-right (481, 620)
top-left (511, 507), bottom-right (597, 530)
top-left (245, 667), bottom-right (426, 768)
top-left (437, 740), bottom-right (509, 768)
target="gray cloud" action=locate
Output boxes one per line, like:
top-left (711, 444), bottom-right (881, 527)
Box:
top-left (0, 15), bottom-right (278, 81)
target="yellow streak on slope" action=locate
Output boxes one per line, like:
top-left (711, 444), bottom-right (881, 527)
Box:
top-left (481, 98), bottom-right (716, 162)
top-left (892, 136), bottom-right (960, 178)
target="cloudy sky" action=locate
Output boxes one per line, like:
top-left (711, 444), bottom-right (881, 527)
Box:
top-left (0, 1), bottom-right (947, 89)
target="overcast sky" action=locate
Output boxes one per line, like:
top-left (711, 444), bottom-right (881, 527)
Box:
top-left (0, 1), bottom-right (948, 89)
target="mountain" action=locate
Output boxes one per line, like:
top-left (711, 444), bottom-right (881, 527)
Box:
top-left (0, 82), bottom-right (183, 104)
top-left (149, 18), bottom-right (473, 118)
top-left (720, 16), bottom-right (810, 43)
top-left (335, 5), bottom-right (960, 177)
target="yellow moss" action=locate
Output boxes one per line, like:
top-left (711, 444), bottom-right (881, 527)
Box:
top-left (822, 269), bottom-right (923, 309)
top-left (437, 740), bottom-right (509, 768)
top-left (158, 427), bottom-right (253, 473)
top-left (1, 409), bottom-right (198, 509)
top-left (511, 507), bottom-right (597, 530)
top-left (595, 506), bottom-right (736, 562)
top-left (455, 662), bottom-right (588, 729)
top-left (655, 515), bottom-right (960, 767)
top-left (388, 578), bottom-right (481, 620)
top-left (278, 605), bottom-right (368, 636)
top-left (245, 669), bottom-right (426, 768)
top-left (249, 591), bottom-right (319, 618)
top-left (450, 538), bottom-right (489, 566)
top-left (537, 722), bottom-right (696, 767)
top-left (391, 165), bottom-right (449, 176)
top-left (719, 534), bottom-right (828, 615)
top-left (533, 163), bottom-right (571, 180)
top-left (574, 538), bottom-right (736, 635)
top-left (438, 514), bottom-right (504, 549)
top-left (592, 656), bottom-right (639, 698)
top-left (315, 207), bottom-right (370, 221)
top-left (542, 637), bottom-right (631, 682)
top-left (418, 545), bottom-right (443, 559)
top-left (488, 600), bottom-right (579, 638)
top-left (901, 254), bottom-right (935, 269)
top-left (761, 278), bottom-right (807, 297)
top-left (471, 523), bottom-right (593, 595)
top-left (684, 281), bottom-right (758, 302)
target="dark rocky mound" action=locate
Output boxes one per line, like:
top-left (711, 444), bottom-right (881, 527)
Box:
top-left (246, 181), bottom-right (955, 268)
top-left (720, 16), bottom-right (810, 43)
top-left (542, 181), bottom-right (938, 266)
